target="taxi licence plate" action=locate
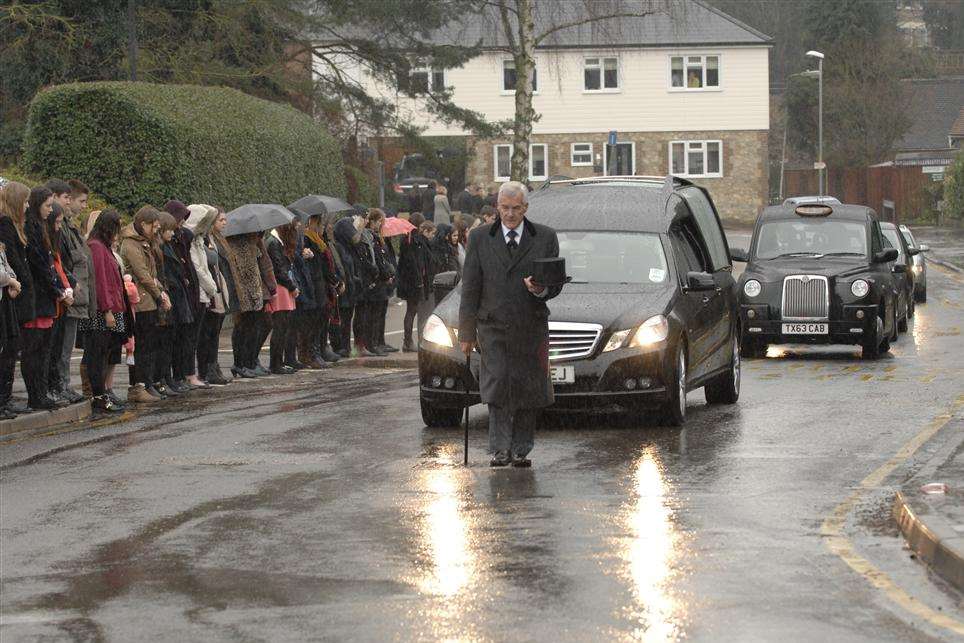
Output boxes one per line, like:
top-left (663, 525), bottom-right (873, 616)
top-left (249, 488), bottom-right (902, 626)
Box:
top-left (782, 322), bottom-right (828, 334)
top-left (550, 365), bottom-right (575, 384)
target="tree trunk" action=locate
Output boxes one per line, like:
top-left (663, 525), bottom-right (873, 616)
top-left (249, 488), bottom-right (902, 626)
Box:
top-left (510, 0), bottom-right (535, 184)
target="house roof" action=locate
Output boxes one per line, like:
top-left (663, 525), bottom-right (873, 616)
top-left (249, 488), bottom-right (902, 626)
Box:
top-left (897, 77), bottom-right (964, 151)
top-left (429, 0), bottom-right (771, 50)
top-left (950, 107), bottom-right (964, 138)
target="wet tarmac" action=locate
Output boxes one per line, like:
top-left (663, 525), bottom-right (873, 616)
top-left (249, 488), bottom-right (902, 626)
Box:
top-left (2, 248), bottom-right (963, 641)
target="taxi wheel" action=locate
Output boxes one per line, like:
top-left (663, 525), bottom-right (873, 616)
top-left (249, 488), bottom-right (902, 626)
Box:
top-left (660, 345), bottom-right (687, 426)
top-left (898, 303), bottom-right (908, 333)
top-left (705, 335), bottom-right (740, 405)
top-left (740, 335), bottom-right (766, 359)
top-left (420, 397), bottom-right (463, 428)
top-left (862, 314), bottom-right (886, 359)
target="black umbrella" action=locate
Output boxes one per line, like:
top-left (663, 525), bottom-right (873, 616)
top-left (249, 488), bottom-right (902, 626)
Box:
top-left (287, 194), bottom-right (353, 218)
top-left (224, 203), bottom-right (296, 237)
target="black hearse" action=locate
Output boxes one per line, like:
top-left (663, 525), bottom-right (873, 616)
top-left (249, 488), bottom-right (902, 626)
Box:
top-left (419, 176), bottom-right (740, 427)
top-left (731, 203), bottom-right (901, 359)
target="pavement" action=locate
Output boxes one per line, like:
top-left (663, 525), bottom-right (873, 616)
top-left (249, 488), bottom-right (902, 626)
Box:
top-left (1, 228), bottom-right (963, 640)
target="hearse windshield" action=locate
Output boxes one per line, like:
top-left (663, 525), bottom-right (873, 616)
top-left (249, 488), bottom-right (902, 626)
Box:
top-left (755, 219), bottom-right (867, 260)
top-left (558, 231), bottom-right (668, 285)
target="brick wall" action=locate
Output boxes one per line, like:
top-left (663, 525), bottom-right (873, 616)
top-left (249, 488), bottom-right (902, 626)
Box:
top-left (465, 130), bottom-right (768, 224)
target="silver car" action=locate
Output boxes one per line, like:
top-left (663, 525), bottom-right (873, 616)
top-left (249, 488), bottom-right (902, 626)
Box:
top-left (899, 225), bottom-right (927, 303)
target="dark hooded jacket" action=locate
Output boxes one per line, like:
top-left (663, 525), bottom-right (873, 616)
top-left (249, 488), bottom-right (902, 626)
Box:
top-left (397, 230), bottom-right (432, 302)
top-left (160, 240), bottom-right (195, 325)
top-left (24, 212), bottom-right (65, 319)
top-left (430, 222), bottom-right (460, 276)
top-left (333, 218), bottom-right (363, 308)
top-left (0, 217), bottom-right (35, 324)
top-left (164, 200), bottom-right (201, 316)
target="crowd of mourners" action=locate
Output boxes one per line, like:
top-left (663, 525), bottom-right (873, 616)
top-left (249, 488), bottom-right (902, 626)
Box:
top-left (0, 177), bottom-right (493, 417)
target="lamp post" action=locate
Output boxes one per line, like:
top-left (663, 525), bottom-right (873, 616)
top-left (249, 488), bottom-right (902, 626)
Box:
top-left (804, 50), bottom-right (824, 196)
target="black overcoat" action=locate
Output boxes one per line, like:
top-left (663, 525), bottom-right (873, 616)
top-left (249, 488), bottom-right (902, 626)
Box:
top-left (458, 218), bottom-right (563, 410)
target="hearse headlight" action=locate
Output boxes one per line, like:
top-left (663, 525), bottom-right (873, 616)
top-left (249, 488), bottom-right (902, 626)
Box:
top-left (629, 315), bottom-right (670, 347)
top-left (423, 314), bottom-right (454, 348)
top-left (743, 279), bottom-right (762, 298)
top-left (851, 279), bottom-right (870, 298)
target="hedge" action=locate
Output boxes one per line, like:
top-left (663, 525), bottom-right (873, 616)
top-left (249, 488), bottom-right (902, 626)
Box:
top-left (22, 82), bottom-right (346, 213)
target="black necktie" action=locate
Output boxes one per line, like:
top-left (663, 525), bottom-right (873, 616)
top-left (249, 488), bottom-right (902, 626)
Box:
top-left (507, 229), bottom-right (518, 253)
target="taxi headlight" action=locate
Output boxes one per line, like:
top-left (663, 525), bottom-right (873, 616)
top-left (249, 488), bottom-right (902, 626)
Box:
top-left (851, 279), bottom-right (870, 298)
top-left (743, 279), bottom-right (762, 298)
top-left (629, 315), bottom-right (670, 348)
top-left (422, 314), bottom-right (453, 348)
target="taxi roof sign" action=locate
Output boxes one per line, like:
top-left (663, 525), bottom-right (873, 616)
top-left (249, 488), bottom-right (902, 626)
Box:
top-left (794, 204), bottom-right (833, 217)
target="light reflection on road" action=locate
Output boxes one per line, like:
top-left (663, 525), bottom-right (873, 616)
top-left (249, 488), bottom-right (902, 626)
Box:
top-left (620, 447), bottom-right (684, 641)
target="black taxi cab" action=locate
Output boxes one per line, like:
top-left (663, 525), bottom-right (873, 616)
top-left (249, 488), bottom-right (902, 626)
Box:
top-left (731, 203), bottom-right (900, 359)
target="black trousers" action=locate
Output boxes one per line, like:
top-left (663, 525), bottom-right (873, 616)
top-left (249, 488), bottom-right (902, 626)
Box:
top-left (154, 324), bottom-right (174, 384)
top-left (133, 312), bottom-right (160, 386)
top-left (232, 310), bottom-right (264, 369)
top-left (173, 319), bottom-right (200, 379)
top-left (373, 299), bottom-right (388, 348)
top-left (0, 335), bottom-right (19, 406)
top-left (196, 310), bottom-right (224, 377)
top-left (83, 329), bottom-right (113, 397)
top-left (47, 315), bottom-right (65, 393)
top-left (254, 310), bottom-right (271, 366)
top-left (21, 326), bottom-right (53, 405)
top-left (269, 310), bottom-right (291, 369)
top-left (353, 301), bottom-right (379, 349)
top-left (339, 306), bottom-right (354, 351)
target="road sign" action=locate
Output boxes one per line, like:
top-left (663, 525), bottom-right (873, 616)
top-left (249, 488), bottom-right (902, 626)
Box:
top-left (922, 165), bottom-right (945, 174)
top-left (608, 130), bottom-right (617, 146)
top-left (813, 161), bottom-right (826, 170)
top-left (930, 172), bottom-right (944, 182)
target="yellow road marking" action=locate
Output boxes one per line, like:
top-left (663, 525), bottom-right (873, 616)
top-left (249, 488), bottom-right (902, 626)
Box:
top-left (843, 365), bottom-right (861, 373)
top-left (821, 394), bottom-right (964, 635)
top-left (860, 374), bottom-right (874, 382)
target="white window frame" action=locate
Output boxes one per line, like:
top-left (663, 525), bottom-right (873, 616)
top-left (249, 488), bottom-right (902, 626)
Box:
top-left (583, 56), bottom-right (620, 93)
top-left (501, 59), bottom-right (538, 95)
top-left (668, 54), bottom-right (722, 92)
top-left (604, 141), bottom-right (636, 176)
top-left (529, 143), bottom-right (548, 181)
top-left (570, 143), bottom-right (594, 167)
top-left (494, 144), bottom-right (513, 182)
top-left (411, 66), bottom-right (446, 92)
top-left (669, 140), bottom-right (723, 178)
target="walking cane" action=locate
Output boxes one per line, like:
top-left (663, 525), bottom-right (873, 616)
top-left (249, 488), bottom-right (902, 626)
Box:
top-left (463, 352), bottom-right (470, 466)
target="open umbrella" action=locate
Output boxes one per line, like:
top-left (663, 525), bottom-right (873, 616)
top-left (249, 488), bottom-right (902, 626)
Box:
top-left (380, 217), bottom-right (415, 237)
top-left (288, 194), bottom-right (353, 218)
top-left (224, 203), bottom-right (296, 237)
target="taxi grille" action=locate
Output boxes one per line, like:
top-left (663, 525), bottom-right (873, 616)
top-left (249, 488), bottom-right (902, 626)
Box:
top-left (781, 275), bottom-right (829, 320)
top-left (549, 322), bottom-right (602, 361)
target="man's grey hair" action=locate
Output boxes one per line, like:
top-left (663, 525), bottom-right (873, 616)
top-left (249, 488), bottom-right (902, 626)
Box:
top-left (498, 181), bottom-right (528, 204)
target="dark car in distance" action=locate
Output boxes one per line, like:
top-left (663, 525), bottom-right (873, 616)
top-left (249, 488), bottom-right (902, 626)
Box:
top-left (881, 221), bottom-right (920, 331)
top-left (731, 203), bottom-right (901, 359)
top-left (419, 176), bottom-right (741, 427)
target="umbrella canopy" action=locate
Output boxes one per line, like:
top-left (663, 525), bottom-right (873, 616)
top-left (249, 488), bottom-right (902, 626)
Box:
top-left (224, 204), bottom-right (296, 237)
top-left (288, 194), bottom-right (353, 217)
top-left (381, 216), bottom-right (415, 237)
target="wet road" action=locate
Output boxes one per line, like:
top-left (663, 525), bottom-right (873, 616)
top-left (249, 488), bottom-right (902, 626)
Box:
top-left (2, 240), bottom-right (964, 641)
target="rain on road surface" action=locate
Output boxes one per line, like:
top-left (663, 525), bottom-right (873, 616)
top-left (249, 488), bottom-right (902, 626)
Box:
top-left (1, 235), bottom-right (963, 641)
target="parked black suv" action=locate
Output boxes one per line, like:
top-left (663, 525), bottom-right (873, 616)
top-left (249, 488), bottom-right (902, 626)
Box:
top-left (731, 203), bottom-right (901, 359)
top-left (419, 176), bottom-right (740, 427)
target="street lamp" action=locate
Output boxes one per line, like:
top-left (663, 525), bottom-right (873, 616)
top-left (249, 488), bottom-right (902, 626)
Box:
top-left (805, 50), bottom-right (824, 196)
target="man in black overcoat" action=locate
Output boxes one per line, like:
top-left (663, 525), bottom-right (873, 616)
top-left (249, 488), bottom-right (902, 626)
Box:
top-left (458, 181), bottom-right (563, 467)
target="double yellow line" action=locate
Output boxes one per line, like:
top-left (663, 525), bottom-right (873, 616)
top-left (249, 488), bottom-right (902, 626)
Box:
top-left (821, 394), bottom-right (964, 635)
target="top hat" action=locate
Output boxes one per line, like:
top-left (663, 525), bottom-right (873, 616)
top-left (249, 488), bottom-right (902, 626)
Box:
top-left (530, 257), bottom-right (571, 287)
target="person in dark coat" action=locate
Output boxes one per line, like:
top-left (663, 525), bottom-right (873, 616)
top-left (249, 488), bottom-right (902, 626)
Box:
top-left (420, 181), bottom-right (437, 222)
top-left (264, 224), bottom-right (300, 374)
top-left (320, 214), bottom-right (346, 359)
top-left (458, 181), bottom-right (564, 468)
top-left (207, 207), bottom-right (240, 383)
top-left (396, 214), bottom-right (436, 352)
top-left (406, 187), bottom-right (421, 216)
top-left (455, 185), bottom-right (478, 216)
top-left (368, 212), bottom-right (397, 353)
top-left (155, 212), bottom-right (195, 396)
top-left (22, 187), bottom-right (69, 410)
top-left (430, 222), bottom-right (460, 276)
top-left (332, 216), bottom-right (365, 357)
top-left (353, 213), bottom-right (386, 356)
top-left (0, 181), bottom-right (29, 417)
top-left (301, 214), bottom-right (341, 367)
top-left (226, 232), bottom-right (266, 378)
top-left (163, 200), bottom-right (205, 388)
top-left (284, 220), bottom-right (316, 370)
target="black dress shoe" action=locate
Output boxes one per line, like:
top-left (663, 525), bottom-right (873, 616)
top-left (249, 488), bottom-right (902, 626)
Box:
top-left (489, 452), bottom-right (512, 467)
top-left (512, 457), bottom-right (532, 468)
top-left (207, 368), bottom-right (230, 386)
top-left (253, 363), bottom-right (270, 377)
top-left (285, 360), bottom-right (308, 371)
top-left (239, 367), bottom-right (257, 379)
top-left (322, 348), bottom-right (341, 362)
top-left (106, 390), bottom-right (123, 405)
top-left (378, 345), bottom-right (399, 353)
top-left (7, 400), bottom-right (29, 414)
top-left (145, 386), bottom-right (166, 400)
top-left (47, 391), bottom-right (70, 407)
top-left (28, 397), bottom-right (58, 411)
top-left (0, 407), bottom-right (18, 420)
top-left (271, 365), bottom-right (296, 375)
top-left (62, 388), bottom-right (85, 404)
top-left (336, 348), bottom-right (351, 359)
top-left (156, 384), bottom-right (180, 397)
top-left (92, 395), bottom-right (124, 413)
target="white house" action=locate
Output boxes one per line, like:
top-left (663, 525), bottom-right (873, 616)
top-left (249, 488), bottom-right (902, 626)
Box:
top-left (316, 0), bottom-right (771, 220)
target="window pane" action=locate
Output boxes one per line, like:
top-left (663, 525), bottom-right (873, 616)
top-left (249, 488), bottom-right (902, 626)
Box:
top-left (687, 63), bottom-right (702, 88)
top-left (707, 142), bottom-right (720, 173)
top-left (503, 60), bottom-right (516, 91)
top-left (496, 146), bottom-right (511, 178)
top-left (531, 145), bottom-right (546, 178)
top-left (671, 142), bottom-right (685, 174)
top-left (572, 143), bottom-right (592, 165)
top-left (682, 188), bottom-right (729, 271)
top-left (688, 145), bottom-right (704, 175)
top-left (432, 70), bottom-right (445, 90)
top-left (411, 71), bottom-right (429, 92)
top-left (584, 67), bottom-right (600, 90)
top-left (586, 58), bottom-right (599, 66)
top-left (671, 57), bottom-right (684, 87)
top-left (706, 56), bottom-right (719, 86)
top-left (603, 58), bottom-right (618, 88)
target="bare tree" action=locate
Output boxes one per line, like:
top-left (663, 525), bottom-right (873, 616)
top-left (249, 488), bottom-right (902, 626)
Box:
top-left (485, 0), bottom-right (670, 181)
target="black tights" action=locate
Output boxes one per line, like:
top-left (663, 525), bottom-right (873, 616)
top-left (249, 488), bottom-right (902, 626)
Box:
top-left (83, 330), bottom-right (113, 397)
top-left (269, 310), bottom-right (291, 370)
top-left (20, 326), bottom-right (53, 406)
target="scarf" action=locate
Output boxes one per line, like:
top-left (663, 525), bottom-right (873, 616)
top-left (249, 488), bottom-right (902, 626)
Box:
top-left (304, 229), bottom-right (327, 253)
